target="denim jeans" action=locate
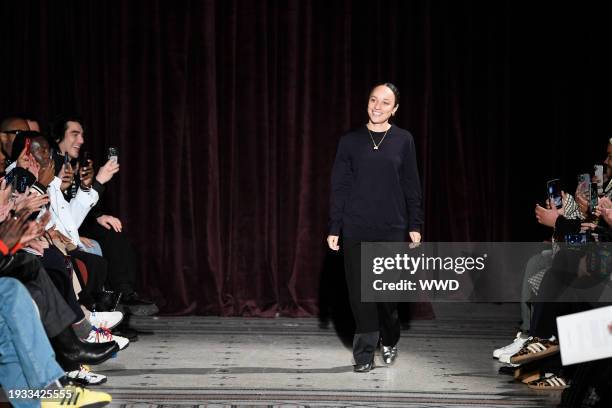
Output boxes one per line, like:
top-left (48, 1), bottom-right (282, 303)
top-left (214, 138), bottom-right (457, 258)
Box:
top-left (78, 238), bottom-right (104, 257)
top-left (0, 277), bottom-right (65, 407)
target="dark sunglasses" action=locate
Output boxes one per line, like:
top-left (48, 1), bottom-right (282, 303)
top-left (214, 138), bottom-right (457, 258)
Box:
top-left (1, 129), bottom-right (24, 135)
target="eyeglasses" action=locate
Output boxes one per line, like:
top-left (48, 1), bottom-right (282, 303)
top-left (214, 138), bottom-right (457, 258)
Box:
top-left (0, 129), bottom-right (24, 135)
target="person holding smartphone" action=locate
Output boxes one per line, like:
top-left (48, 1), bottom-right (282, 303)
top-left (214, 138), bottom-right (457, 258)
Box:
top-left (327, 83), bottom-right (424, 372)
top-left (52, 115), bottom-right (157, 317)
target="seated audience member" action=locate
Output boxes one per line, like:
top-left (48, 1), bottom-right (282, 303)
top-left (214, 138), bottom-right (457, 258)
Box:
top-left (1, 113), bottom-right (140, 387)
top-left (0, 116), bottom-right (30, 164)
top-left (0, 277), bottom-right (112, 407)
top-left (52, 114), bottom-right (157, 315)
top-left (493, 139), bottom-right (612, 398)
top-left (25, 132), bottom-right (129, 339)
top-left (0, 194), bottom-right (120, 369)
top-left (9, 132), bottom-right (109, 312)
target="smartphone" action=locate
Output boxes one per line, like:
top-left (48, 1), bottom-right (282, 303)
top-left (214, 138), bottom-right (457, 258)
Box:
top-left (594, 164), bottom-right (604, 195)
top-left (14, 174), bottom-right (29, 194)
top-left (63, 153), bottom-right (70, 170)
top-left (80, 151), bottom-right (90, 167)
top-left (565, 233), bottom-right (587, 245)
top-left (24, 138), bottom-right (31, 156)
top-left (546, 179), bottom-right (563, 209)
top-left (590, 182), bottom-right (599, 212)
top-left (3, 170), bottom-right (15, 185)
top-left (577, 173), bottom-right (591, 199)
top-left (107, 147), bottom-right (118, 163)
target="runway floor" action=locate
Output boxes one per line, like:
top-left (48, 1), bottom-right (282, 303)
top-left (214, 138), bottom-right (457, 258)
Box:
top-left (97, 304), bottom-right (562, 407)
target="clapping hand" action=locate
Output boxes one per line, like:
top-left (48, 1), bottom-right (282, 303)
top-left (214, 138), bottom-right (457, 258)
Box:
top-left (0, 209), bottom-right (33, 249)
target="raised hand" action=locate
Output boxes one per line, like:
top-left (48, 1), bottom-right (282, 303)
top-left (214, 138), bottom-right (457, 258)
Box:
top-left (79, 159), bottom-right (94, 188)
top-left (535, 203), bottom-right (560, 228)
top-left (58, 162), bottom-right (75, 192)
top-left (95, 159), bottom-right (120, 185)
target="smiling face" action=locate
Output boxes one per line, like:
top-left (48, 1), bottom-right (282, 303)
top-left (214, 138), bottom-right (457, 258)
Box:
top-left (367, 85), bottom-right (398, 126)
top-left (58, 121), bottom-right (84, 159)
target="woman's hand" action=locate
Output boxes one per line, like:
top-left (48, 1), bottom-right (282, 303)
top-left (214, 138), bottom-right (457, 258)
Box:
top-left (409, 231), bottom-right (421, 243)
top-left (327, 235), bottom-right (340, 251)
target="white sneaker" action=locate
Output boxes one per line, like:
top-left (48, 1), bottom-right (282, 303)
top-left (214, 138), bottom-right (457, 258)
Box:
top-left (86, 328), bottom-right (130, 350)
top-left (493, 331), bottom-right (530, 359)
top-left (66, 364), bottom-right (107, 385)
top-left (89, 311), bottom-right (123, 330)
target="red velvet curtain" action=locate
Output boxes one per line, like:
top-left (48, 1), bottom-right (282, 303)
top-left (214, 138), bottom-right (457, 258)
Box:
top-left (1, 1), bottom-right (611, 315)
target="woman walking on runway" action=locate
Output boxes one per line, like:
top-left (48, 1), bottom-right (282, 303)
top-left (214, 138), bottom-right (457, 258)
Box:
top-left (327, 82), bottom-right (424, 372)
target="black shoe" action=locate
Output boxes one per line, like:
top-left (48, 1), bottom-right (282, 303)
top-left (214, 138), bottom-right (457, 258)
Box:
top-left (91, 290), bottom-right (122, 312)
top-left (51, 327), bottom-right (120, 366)
top-left (353, 359), bottom-right (375, 373)
top-left (112, 324), bottom-right (139, 342)
top-left (120, 292), bottom-right (154, 306)
top-left (120, 292), bottom-right (159, 316)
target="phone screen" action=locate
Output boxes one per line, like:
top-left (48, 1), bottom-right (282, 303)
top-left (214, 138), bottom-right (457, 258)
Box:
top-left (107, 147), bottom-right (118, 163)
top-left (547, 179), bottom-right (563, 209)
top-left (80, 151), bottom-right (90, 167)
top-left (577, 173), bottom-right (591, 199)
top-left (594, 164), bottom-right (604, 195)
top-left (14, 174), bottom-right (28, 194)
top-left (590, 182), bottom-right (599, 212)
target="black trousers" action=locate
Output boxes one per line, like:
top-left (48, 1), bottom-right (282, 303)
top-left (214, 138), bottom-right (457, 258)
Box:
top-left (80, 221), bottom-right (138, 295)
top-left (343, 238), bottom-right (400, 364)
top-left (5, 252), bottom-right (77, 337)
top-left (531, 249), bottom-right (604, 339)
top-left (40, 247), bottom-right (85, 322)
top-left (68, 249), bottom-right (108, 308)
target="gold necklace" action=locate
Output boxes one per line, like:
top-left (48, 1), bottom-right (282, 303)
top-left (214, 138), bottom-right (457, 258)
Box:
top-left (367, 127), bottom-right (389, 150)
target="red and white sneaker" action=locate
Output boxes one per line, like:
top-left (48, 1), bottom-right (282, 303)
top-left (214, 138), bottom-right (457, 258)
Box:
top-left (88, 311), bottom-right (123, 330)
top-left (86, 326), bottom-right (130, 351)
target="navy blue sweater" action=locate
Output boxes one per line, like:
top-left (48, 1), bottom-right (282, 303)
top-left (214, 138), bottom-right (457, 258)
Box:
top-left (329, 125), bottom-right (423, 240)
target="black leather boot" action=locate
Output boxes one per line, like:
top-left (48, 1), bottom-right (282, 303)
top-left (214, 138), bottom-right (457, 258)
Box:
top-left (51, 326), bottom-right (119, 366)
